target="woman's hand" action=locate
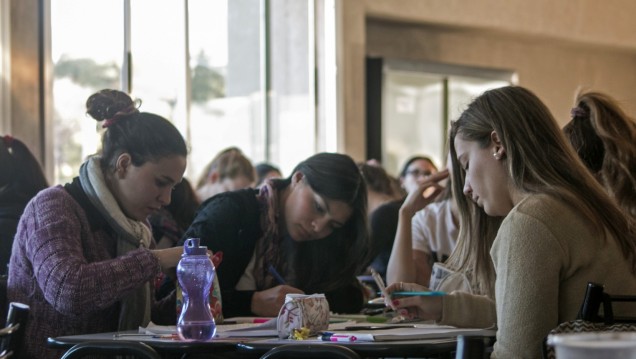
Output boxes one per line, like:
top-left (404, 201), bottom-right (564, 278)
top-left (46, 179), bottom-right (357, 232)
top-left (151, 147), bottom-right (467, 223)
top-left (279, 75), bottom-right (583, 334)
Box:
top-left (251, 285), bottom-right (305, 317)
top-left (386, 281), bottom-right (443, 322)
top-left (151, 247), bottom-right (184, 274)
top-left (400, 170), bottom-right (449, 218)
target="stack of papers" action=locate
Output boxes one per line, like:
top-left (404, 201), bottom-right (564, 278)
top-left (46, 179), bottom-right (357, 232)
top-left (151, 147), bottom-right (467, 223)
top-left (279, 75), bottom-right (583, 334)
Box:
top-left (327, 323), bottom-right (495, 342)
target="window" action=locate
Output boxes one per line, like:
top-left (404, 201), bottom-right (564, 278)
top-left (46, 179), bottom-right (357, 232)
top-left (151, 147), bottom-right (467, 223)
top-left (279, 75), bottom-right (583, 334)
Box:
top-left (369, 59), bottom-right (515, 175)
top-left (0, 0), bottom-right (10, 134)
top-left (50, 0), bottom-right (327, 185)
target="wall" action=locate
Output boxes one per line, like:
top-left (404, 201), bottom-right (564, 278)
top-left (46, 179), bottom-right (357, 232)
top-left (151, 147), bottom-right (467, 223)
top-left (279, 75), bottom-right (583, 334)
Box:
top-left (339, 0), bottom-right (636, 159)
top-left (366, 21), bottom-right (636, 124)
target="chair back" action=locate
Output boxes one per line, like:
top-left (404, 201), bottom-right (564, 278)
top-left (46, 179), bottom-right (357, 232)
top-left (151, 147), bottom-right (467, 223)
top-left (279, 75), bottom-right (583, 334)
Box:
top-left (578, 282), bottom-right (636, 324)
top-left (0, 275), bottom-right (7, 326)
top-left (543, 282), bottom-right (636, 359)
top-left (60, 341), bottom-right (161, 359)
top-left (0, 302), bottom-right (29, 359)
top-left (455, 335), bottom-right (492, 359)
top-left (259, 343), bottom-right (361, 359)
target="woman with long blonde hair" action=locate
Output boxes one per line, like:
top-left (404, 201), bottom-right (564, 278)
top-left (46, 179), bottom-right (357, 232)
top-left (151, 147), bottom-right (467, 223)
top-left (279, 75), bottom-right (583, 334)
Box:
top-left (388, 86), bottom-right (636, 358)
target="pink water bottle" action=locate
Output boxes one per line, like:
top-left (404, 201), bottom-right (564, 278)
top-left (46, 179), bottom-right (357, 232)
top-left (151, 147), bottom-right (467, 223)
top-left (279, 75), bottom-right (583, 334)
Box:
top-left (177, 238), bottom-right (216, 341)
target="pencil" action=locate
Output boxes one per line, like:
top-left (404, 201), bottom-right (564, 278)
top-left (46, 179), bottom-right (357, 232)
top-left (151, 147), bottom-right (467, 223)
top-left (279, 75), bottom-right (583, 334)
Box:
top-left (391, 291), bottom-right (446, 296)
top-left (370, 269), bottom-right (398, 311)
top-left (268, 264), bottom-right (286, 285)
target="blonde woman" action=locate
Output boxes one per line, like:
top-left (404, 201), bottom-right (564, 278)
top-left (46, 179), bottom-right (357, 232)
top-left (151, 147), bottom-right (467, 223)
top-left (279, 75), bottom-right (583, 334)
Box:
top-left (196, 147), bottom-right (255, 202)
top-left (387, 86), bottom-right (636, 358)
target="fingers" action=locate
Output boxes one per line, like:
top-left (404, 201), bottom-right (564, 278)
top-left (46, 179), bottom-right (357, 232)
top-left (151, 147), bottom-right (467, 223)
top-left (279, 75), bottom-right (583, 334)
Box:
top-left (429, 169), bottom-right (449, 182)
top-left (278, 285), bottom-right (305, 294)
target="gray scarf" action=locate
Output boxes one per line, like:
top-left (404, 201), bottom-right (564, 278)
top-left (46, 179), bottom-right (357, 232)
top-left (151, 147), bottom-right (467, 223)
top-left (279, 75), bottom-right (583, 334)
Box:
top-left (80, 156), bottom-right (152, 330)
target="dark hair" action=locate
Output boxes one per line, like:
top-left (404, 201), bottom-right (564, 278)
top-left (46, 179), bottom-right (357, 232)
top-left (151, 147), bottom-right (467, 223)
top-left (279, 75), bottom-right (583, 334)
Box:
top-left (0, 135), bottom-right (49, 199)
top-left (85, 89), bottom-right (188, 171)
top-left (563, 102), bottom-right (604, 173)
top-left (271, 152), bottom-right (369, 292)
top-left (255, 162), bottom-right (282, 186)
top-left (399, 156), bottom-right (437, 178)
top-left (358, 162), bottom-right (396, 197)
top-left (165, 178), bottom-right (200, 232)
top-left (563, 91), bottom-right (636, 218)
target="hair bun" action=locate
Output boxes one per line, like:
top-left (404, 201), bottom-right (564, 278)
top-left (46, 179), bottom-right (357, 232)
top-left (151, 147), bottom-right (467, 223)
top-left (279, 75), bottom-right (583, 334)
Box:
top-left (86, 89), bottom-right (136, 122)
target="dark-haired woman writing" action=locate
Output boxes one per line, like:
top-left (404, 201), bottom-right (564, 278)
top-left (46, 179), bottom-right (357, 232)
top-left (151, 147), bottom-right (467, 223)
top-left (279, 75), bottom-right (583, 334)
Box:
top-left (182, 152), bottom-right (370, 317)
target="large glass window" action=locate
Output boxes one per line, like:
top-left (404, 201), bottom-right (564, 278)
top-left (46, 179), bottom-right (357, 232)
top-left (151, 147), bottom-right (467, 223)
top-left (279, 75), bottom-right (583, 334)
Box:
top-left (51, 0), bottom-right (123, 184)
top-left (0, 0), bottom-right (9, 134)
top-left (381, 60), bottom-right (513, 174)
top-left (50, 0), bottom-right (319, 185)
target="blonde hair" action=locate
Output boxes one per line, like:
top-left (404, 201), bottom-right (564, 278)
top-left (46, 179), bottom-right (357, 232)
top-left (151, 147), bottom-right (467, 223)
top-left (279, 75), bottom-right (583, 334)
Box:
top-left (196, 147), bottom-right (255, 189)
top-left (447, 86), bottom-right (636, 298)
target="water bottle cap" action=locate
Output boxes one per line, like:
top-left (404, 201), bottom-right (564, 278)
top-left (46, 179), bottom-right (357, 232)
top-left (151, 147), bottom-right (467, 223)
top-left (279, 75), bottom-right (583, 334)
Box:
top-left (183, 238), bottom-right (208, 256)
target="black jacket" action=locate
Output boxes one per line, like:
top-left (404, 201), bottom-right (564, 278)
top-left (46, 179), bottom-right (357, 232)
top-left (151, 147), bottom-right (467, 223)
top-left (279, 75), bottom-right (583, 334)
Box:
top-left (181, 189), bottom-right (364, 318)
top-left (0, 191), bottom-right (31, 275)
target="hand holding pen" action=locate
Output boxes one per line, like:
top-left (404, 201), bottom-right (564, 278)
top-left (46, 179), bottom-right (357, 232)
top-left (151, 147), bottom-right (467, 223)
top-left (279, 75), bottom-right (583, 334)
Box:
top-left (385, 281), bottom-right (445, 322)
top-left (251, 265), bottom-right (304, 317)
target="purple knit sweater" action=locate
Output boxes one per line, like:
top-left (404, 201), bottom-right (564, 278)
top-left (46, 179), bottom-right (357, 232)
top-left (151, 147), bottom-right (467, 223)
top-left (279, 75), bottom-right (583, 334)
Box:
top-left (7, 186), bottom-right (161, 359)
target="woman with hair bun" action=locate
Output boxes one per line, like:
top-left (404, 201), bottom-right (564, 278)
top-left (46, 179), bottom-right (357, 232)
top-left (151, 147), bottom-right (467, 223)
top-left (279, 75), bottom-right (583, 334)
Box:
top-left (8, 89), bottom-right (188, 359)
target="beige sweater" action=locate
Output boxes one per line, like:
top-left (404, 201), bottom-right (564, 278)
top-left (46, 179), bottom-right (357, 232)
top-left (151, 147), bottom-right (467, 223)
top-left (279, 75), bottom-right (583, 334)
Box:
top-left (440, 194), bottom-right (636, 359)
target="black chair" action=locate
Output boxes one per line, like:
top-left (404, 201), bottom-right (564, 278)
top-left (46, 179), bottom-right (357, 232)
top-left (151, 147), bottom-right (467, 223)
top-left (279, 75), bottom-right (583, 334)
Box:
top-left (578, 282), bottom-right (636, 324)
top-left (454, 335), bottom-right (493, 359)
top-left (0, 302), bottom-right (30, 358)
top-left (0, 275), bottom-right (7, 325)
top-left (542, 282), bottom-right (636, 359)
top-left (0, 324), bottom-right (20, 359)
top-left (259, 343), bottom-right (361, 359)
top-left (60, 341), bottom-right (161, 359)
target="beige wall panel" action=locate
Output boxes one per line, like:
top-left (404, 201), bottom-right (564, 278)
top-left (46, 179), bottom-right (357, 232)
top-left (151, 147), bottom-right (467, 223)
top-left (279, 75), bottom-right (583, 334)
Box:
top-left (9, 0), bottom-right (42, 161)
top-left (365, 0), bottom-right (636, 50)
top-left (366, 21), bottom-right (636, 127)
top-left (340, 0), bottom-right (367, 161)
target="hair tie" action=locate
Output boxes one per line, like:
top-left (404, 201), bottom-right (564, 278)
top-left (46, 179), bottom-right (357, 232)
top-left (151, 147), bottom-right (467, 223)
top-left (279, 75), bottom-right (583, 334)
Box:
top-left (102, 103), bottom-right (140, 128)
top-left (2, 135), bottom-right (13, 149)
top-left (570, 106), bottom-right (588, 119)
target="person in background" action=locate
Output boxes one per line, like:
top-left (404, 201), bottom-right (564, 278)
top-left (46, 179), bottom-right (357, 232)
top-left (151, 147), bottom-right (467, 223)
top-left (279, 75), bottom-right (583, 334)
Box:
top-left (181, 152), bottom-right (369, 318)
top-left (358, 161), bottom-right (404, 280)
top-left (387, 86), bottom-right (636, 358)
top-left (255, 162), bottom-right (283, 187)
top-left (563, 90), bottom-right (636, 220)
top-left (387, 151), bottom-right (460, 289)
top-left (0, 135), bottom-right (49, 275)
top-left (8, 89), bottom-right (187, 359)
top-left (399, 156), bottom-right (438, 194)
top-left (195, 147), bottom-right (255, 202)
top-left (148, 177), bottom-right (200, 249)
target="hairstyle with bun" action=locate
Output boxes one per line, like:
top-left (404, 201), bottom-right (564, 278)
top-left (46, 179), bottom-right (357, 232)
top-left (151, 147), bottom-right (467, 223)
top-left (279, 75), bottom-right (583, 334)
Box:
top-left (85, 89), bottom-right (188, 171)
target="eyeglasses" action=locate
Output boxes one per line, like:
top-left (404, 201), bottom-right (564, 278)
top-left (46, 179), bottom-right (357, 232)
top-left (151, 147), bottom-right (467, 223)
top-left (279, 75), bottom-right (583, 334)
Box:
top-left (406, 169), bottom-right (433, 178)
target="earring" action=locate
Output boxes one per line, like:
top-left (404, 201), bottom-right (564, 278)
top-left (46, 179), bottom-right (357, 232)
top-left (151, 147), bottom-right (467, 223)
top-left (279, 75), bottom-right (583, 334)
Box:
top-left (493, 152), bottom-right (500, 160)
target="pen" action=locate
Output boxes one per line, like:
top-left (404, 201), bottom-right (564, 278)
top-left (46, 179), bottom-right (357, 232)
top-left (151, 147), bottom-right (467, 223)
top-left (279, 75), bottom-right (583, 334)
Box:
top-left (390, 291), bottom-right (446, 296)
top-left (268, 264), bottom-right (286, 285)
top-left (113, 333), bottom-right (179, 339)
top-left (222, 318), bottom-right (271, 324)
top-left (343, 325), bottom-right (416, 331)
top-left (320, 333), bottom-right (357, 342)
top-left (370, 269), bottom-right (398, 311)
